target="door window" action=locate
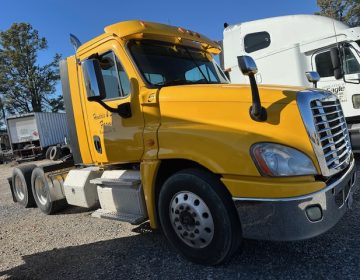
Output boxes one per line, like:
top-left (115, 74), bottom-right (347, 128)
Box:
top-left (315, 46), bottom-right (360, 78)
top-left (98, 51), bottom-right (131, 99)
top-left (315, 51), bottom-right (333, 78)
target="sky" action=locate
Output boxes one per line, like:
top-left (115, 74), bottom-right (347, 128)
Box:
top-left (0, 0), bottom-right (320, 93)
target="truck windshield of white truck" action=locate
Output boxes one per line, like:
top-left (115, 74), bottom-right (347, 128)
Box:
top-left (128, 40), bottom-right (228, 87)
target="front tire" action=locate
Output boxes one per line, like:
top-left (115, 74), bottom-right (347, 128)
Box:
top-left (158, 168), bottom-right (242, 265)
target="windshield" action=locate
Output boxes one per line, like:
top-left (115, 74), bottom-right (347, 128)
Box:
top-left (129, 40), bottom-right (228, 87)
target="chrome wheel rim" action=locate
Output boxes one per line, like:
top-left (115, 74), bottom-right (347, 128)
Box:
top-left (170, 191), bottom-right (214, 249)
top-left (14, 175), bottom-right (25, 200)
top-left (34, 176), bottom-right (48, 206)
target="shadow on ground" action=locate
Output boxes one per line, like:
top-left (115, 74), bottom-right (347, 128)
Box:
top-left (1, 193), bottom-right (360, 280)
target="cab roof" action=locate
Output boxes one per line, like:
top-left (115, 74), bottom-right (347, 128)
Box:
top-left (77, 20), bottom-right (221, 55)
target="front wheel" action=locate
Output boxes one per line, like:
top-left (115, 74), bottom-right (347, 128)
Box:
top-left (158, 169), bottom-right (242, 265)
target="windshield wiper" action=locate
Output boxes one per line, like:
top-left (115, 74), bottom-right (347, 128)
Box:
top-left (154, 79), bottom-right (189, 87)
top-left (155, 79), bottom-right (215, 87)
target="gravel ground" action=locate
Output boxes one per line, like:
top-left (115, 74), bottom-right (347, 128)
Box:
top-left (0, 160), bottom-right (359, 280)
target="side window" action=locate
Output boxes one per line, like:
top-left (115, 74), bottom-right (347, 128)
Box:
top-left (343, 47), bottom-right (360, 75)
top-left (315, 51), bottom-right (333, 78)
top-left (244, 32), bottom-right (271, 53)
top-left (98, 51), bottom-right (131, 99)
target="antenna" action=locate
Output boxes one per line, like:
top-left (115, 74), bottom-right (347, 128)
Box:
top-left (69, 34), bottom-right (82, 51)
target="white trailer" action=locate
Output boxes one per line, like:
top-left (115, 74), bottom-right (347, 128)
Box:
top-left (6, 112), bottom-right (69, 161)
top-left (222, 14), bottom-right (360, 151)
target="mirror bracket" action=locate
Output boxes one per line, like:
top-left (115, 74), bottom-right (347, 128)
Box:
top-left (93, 100), bottom-right (132, 118)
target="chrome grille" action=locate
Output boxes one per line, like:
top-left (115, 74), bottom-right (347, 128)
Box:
top-left (297, 90), bottom-right (352, 177)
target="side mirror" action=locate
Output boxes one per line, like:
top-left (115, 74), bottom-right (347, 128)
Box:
top-left (82, 59), bottom-right (106, 101)
top-left (81, 58), bottom-right (132, 118)
top-left (305, 71), bottom-right (320, 88)
top-left (238, 55), bottom-right (258, 76)
top-left (237, 56), bottom-right (266, 122)
top-left (330, 48), bottom-right (344, 80)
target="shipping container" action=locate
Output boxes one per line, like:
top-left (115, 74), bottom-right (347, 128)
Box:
top-left (6, 112), bottom-right (68, 160)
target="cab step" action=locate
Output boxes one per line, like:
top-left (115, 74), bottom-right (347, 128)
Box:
top-left (90, 170), bottom-right (148, 224)
top-left (91, 209), bottom-right (146, 225)
top-left (89, 177), bottom-right (141, 187)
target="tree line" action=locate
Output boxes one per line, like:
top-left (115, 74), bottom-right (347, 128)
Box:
top-left (0, 1), bottom-right (359, 125)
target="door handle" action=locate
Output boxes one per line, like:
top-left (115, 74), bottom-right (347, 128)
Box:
top-left (93, 135), bottom-right (102, 154)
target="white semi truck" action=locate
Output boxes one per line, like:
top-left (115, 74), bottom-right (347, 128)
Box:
top-left (222, 14), bottom-right (360, 151)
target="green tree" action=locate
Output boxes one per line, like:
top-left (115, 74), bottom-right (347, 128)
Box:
top-left (317, 0), bottom-right (360, 26)
top-left (0, 23), bottom-right (63, 115)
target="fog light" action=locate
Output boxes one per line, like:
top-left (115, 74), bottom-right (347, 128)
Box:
top-left (306, 205), bottom-right (323, 222)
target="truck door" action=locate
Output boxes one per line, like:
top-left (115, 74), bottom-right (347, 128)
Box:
top-left (78, 40), bottom-right (144, 165)
top-left (312, 45), bottom-right (360, 118)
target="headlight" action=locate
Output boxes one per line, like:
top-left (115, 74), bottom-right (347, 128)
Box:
top-left (251, 143), bottom-right (317, 176)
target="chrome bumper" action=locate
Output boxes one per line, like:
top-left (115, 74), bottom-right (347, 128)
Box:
top-left (233, 159), bottom-right (357, 241)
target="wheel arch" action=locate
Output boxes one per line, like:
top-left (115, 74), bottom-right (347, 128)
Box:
top-left (144, 158), bottom-right (233, 229)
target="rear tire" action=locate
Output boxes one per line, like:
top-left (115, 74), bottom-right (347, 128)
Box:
top-left (31, 167), bottom-right (66, 214)
top-left (12, 164), bottom-right (37, 208)
top-left (45, 146), bottom-right (52, 159)
top-left (49, 146), bottom-right (61, 161)
top-left (158, 168), bottom-right (242, 265)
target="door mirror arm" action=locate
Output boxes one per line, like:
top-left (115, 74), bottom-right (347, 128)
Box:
top-left (93, 100), bottom-right (132, 118)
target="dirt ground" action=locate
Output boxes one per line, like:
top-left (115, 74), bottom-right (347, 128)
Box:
top-left (0, 160), bottom-right (359, 280)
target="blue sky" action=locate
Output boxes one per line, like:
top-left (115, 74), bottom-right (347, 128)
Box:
top-left (0, 0), bottom-right (319, 93)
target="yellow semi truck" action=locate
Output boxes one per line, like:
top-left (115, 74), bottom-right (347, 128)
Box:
top-left (9, 20), bottom-right (357, 265)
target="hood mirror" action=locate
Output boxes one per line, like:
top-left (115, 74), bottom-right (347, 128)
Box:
top-left (305, 71), bottom-right (320, 88)
top-left (238, 56), bottom-right (267, 122)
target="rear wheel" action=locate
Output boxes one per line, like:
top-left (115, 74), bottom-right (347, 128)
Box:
top-left (158, 168), bottom-right (242, 265)
top-left (49, 146), bottom-right (61, 161)
top-left (45, 146), bottom-right (52, 159)
top-left (12, 164), bottom-right (37, 207)
top-left (31, 167), bottom-right (66, 214)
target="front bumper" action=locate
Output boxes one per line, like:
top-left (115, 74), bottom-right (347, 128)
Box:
top-left (233, 159), bottom-right (357, 241)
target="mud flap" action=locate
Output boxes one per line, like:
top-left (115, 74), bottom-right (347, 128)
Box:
top-left (7, 177), bottom-right (17, 203)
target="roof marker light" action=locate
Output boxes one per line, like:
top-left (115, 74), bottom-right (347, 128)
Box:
top-left (178, 27), bottom-right (185, 33)
top-left (140, 21), bottom-right (146, 27)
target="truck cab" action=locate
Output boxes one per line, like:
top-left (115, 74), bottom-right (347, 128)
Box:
top-left (9, 20), bottom-right (357, 265)
top-left (222, 15), bottom-right (360, 151)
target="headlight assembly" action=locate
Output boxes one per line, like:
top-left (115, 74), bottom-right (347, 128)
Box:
top-left (251, 143), bottom-right (317, 176)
